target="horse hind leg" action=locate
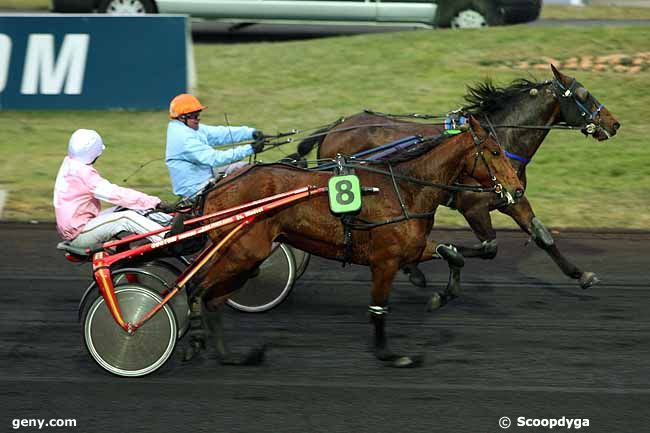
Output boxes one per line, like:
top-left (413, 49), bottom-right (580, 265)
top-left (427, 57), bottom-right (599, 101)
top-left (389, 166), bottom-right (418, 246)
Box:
top-left (181, 297), bottom-right (207, 363)
top-left (202, 298), bottom-right (266, 366)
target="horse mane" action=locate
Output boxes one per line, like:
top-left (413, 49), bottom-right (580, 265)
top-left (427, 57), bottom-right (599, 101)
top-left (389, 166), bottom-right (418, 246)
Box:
top-left (462, 78), bottom-right (546, 115)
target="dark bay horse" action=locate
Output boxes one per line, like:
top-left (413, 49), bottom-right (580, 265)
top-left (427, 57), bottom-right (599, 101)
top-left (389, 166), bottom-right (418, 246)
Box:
top-left (192, 117), bottom-right (523, 367)
top-left (290, 65), bottom-right (621, 291)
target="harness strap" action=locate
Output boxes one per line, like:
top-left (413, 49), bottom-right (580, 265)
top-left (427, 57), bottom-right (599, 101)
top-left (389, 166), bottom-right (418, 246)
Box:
top-left (347, 163), bottom-right (496, 194)
top-left (363, 108), bottom-right (446, 120)
top-left (505, 151), bottom-right (531, 165)
top-left (388, 163), bottom-right (410, 220)
top-left (343, 212), bottom-right (435, 230)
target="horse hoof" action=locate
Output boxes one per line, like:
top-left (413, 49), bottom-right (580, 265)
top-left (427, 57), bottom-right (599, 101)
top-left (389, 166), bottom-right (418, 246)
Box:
top-left (181, 345), bottom-right (201, 363)
top-left (181, 336), bottom-right (205, 363)
top-left (479, 240), bottom-right (498, 260)
top-left (390, 355), bottom-right (424, 368)
top-left (427, 292), bottom-right (444, 311)
top-left (579, 272), bottom-right (600, 290)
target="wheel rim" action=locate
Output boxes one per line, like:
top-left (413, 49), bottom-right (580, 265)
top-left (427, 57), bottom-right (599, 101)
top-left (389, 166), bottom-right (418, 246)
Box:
top-left (105, 0), bottom-right (148, 14)
top-left (113, 264), bottom-right (190, 338)
top-left (227, 243), bottom-right (296, 313)
top-left (291, 247), bottom-right (311, 279)
top-left (451, 10), bottom-right (488, 28)
top-left (84, 286), bottom-right (177, 377)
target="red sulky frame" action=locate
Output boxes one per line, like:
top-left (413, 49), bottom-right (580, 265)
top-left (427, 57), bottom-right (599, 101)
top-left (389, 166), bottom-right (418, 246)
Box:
top-left (90, 185), bottom-right (327, 334)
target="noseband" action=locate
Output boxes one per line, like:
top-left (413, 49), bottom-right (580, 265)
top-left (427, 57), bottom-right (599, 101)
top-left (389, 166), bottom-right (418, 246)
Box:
top-left (552, 78), bottom-right (605, 134)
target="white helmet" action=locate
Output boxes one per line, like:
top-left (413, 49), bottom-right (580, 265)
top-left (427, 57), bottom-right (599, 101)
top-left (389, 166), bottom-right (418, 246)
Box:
top-left (68, 129), bottom-right (105, 164)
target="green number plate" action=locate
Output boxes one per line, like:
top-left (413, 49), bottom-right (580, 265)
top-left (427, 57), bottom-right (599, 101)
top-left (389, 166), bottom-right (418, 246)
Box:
top-left (328, 174), bottom-right (362, 214)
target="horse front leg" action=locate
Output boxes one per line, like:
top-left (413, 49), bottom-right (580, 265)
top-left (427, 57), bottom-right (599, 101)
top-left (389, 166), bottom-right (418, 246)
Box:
top-left (417, 240), bottom-right (465, 311)
top-left (499, 198), bottom-right (600, 289)
top-left (369, 261), bottom-right (423, 368)
top-left (458, 203), bottom-right (499, 259)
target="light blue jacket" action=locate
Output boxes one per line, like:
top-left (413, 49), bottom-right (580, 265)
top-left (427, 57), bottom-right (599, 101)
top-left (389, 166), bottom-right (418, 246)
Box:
top-left (166, 120), bottom-right (255, 198)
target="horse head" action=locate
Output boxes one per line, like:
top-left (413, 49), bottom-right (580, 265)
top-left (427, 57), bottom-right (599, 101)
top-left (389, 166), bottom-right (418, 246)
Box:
top-left (462, 116), bottom-right (525, 204)
top-left (550, 64), bottom-right (620, 141)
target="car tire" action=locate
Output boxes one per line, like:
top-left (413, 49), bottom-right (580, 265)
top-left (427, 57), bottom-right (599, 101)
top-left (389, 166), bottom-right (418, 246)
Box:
top-left (505, 2), bottom-right (542, 24)
top-left (436, 0), bottom-right (503, 28)
top-left (98, 0), bottom-right (157, 14)
top-left (51, 0), bottom-right (94, 12)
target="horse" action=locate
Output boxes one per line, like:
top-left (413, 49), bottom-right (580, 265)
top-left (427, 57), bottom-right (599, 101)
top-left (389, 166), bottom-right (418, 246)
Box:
top-left (288, 65), bottom-right (621, 293)
top-left (188, 116), bottom-right (524, 367)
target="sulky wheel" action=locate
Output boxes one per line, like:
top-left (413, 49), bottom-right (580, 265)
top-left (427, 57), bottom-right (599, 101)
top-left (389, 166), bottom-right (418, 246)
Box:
top-left (291, 247), bottom-right (311, 280)
top-left (227, 243), bottom-right (296, 313)
top-left (112, 260), bottom-right (190, 338)
top-left (83, 284), bottom-right (177, 377)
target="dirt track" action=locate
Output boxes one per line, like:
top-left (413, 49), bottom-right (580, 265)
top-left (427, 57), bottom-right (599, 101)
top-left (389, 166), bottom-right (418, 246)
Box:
top-left (0, 222), bottom-right (648, 433)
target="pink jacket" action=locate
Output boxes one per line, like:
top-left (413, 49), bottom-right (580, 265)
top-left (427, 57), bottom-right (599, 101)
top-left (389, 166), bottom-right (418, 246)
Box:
top-left (53, 156), bottom-right (161, 240)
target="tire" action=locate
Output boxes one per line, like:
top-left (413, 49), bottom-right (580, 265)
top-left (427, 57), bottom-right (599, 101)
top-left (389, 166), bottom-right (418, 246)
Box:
top-left (291, 247), bottom-right (311, 280)
top-left (82, 284), bottom-right (177, 377)
top-left (503, 1), bottom-right (542, 24)
top-left (226, 243), bottom-right (296, 313)
top-left (437, 0), bottom-right (503, 28)
top-left (98, 0), bottom-right (156, 14)
top-left (112, 261), bottom-right (190, 338)
top-left (51, 0), bottom-right (94, 12)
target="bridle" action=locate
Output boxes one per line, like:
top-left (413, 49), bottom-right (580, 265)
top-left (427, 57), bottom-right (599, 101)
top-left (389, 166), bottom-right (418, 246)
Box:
top-left (552, 78), bottom-right (605, 135)
top-left (465, 123), bottom-right (513, 204)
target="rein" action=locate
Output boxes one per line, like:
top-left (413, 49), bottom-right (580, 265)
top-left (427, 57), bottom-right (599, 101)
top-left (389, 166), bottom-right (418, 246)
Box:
top-left (333, 126), bottom-right (500, 231)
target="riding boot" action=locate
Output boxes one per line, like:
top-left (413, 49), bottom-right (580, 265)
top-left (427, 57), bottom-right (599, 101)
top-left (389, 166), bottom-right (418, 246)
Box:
top-left (402, 263), bottom-right (427, 288)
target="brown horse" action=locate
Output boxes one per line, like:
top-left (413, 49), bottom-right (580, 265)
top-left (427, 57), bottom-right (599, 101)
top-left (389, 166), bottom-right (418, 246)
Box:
top-left (289, 65), bottom-right (620, 291)
top-left (188, 117), bottom-right (523, 367)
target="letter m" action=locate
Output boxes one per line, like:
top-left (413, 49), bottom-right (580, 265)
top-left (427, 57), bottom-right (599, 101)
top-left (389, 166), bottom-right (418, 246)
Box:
top-left (21, 34), bottom-right (89, 95)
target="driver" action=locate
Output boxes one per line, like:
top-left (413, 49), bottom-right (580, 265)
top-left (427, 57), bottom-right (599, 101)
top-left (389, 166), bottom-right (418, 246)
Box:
top-left (54, 129), bottom-right (175, 249)
top-left (165, 93), bottom-right (265, 199)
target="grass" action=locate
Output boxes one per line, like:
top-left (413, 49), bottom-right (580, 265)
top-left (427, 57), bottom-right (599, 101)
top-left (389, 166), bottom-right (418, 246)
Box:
top-left (1, 25), bottom-right (649, 228)
top-left (0, 0), bottom-right (50, 9)
top-left (541, 5), bottom-right (650, 19)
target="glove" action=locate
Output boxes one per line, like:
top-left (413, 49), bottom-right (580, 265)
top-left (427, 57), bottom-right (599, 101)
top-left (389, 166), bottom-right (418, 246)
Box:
top-left (251, 130), bottom-right (265, 154)
top-left (156, 200), bottom-right (176, 213)
top-left (251, 140), bottom-right (265, 154)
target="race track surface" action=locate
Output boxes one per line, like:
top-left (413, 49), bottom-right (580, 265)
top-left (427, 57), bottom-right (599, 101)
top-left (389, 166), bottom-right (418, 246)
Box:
top-left (0, 223), bottom-right (648, 432)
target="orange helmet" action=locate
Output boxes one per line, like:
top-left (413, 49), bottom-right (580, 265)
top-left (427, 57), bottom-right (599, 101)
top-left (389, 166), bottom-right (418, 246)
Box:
top-left (169, 93), bottom-right (207, 119)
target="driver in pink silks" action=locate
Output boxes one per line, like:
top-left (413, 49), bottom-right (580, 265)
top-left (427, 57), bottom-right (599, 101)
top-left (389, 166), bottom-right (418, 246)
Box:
top-left (53, 129), bottom-right (175, 249)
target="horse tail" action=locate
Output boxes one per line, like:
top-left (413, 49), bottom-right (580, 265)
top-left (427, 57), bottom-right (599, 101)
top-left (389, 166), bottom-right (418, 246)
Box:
top-left (285, 118), bottom-right (345, 162)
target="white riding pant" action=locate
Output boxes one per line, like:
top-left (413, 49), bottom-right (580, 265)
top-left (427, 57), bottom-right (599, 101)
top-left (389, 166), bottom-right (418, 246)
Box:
top-left (68, 207), bottom-right (168, 248)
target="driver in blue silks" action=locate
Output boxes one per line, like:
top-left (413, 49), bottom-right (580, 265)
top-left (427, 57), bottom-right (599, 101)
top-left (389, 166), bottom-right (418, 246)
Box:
top-left (165, 93), bottom-right (265, 199)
